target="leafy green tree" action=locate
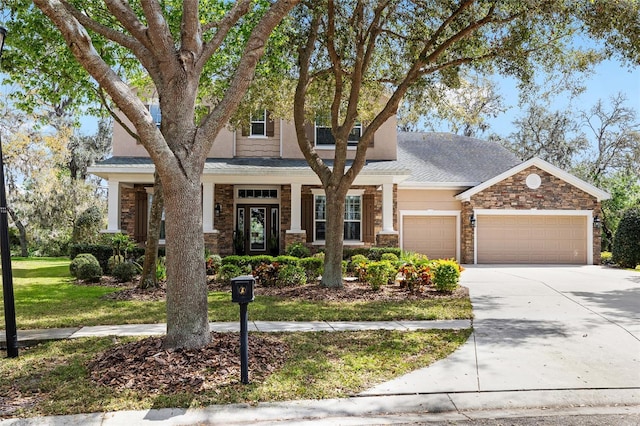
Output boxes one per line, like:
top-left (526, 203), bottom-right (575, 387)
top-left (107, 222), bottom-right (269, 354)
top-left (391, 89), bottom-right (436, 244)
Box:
top-left (292, 0), bottom-right (639, 287)
top-left (495, 104), bottom-right (589, 168)
top-left (612, 206), bottom-right (640, 268)
top-left (26, 0), bottom-right (299, 349)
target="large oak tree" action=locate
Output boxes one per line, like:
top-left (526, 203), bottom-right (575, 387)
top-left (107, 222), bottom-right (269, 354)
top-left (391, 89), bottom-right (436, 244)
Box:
top-left (30, 0), bottom-right (299, 349)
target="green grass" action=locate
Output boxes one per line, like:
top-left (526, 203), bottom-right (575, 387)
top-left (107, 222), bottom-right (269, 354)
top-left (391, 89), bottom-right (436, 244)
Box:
top-left (0, 329), bottom-right (471, 418)
top-left (1, 258), bottom-right (472, 329)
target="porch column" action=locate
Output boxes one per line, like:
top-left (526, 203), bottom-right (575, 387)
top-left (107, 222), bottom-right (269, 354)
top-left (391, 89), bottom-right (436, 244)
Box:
top-left (381, 183), bottom-right (396, 233)
top-left (203, 181), bottom-right (215, 232)
top-left (106, 179), bottom-right (121, 232)
top-left (289, 183), bottom-right (302, 232)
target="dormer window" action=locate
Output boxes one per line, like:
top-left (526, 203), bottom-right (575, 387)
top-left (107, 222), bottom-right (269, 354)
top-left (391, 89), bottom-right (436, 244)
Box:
top-left (250, 110), bottom-right (267, 137)
top-left (315, 113), bottom-right (361, 147)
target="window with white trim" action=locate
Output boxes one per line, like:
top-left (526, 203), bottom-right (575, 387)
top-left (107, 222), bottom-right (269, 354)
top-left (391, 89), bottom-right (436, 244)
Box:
top-left (315, 113), bottom-right (361, 147)
top-left (250, 110), bottom-right (267, 137)
top-left (314, 194), bottom-right (362, 241)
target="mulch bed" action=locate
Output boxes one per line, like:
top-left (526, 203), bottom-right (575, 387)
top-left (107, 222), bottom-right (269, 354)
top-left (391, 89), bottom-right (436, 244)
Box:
top-left (88, 332), bottom-right (288, 394)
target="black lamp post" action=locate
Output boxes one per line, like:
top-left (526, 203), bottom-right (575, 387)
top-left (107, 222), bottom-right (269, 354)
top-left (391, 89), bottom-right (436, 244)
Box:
top-left (0, 26), bottom-right (18, 358)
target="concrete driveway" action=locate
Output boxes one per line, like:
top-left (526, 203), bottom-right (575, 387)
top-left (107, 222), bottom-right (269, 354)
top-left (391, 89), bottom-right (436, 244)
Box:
top-left (363, 265), bottom-right (640, 395)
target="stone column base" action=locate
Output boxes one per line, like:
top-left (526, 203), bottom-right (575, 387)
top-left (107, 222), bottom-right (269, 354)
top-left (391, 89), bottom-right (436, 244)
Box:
top-left (376, 232), bottom-right (399, 248)
top-left (204, 231), bottom-right (220, 255)
top-left (285, 231), bottom-right (307, 251)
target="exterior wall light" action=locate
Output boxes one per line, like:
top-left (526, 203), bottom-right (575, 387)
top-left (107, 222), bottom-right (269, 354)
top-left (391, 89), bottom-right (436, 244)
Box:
top-left (593, 215), bottom-right (601, 229)
top-left (470, 214), bottom-right (477, 228)
top-left (215, 203), bottom-right (222, 217)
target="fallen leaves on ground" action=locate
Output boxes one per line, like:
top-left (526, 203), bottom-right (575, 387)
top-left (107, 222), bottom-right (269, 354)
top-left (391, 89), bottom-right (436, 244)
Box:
top-left (88, 332), bottom-right (288, 394)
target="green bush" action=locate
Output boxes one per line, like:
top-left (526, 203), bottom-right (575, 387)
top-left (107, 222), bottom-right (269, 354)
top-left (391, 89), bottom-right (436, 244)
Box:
top-left (398, 262), bottom-right (432, 292)
top-left (298, 257), bottom-right (324, 281)
top-left (71, 253), bottom-right (103, 282)
top-left (600, 251), bottom-right (613, 265)
top-left (285, 242), bottom-right (311, 258)
top-left (219, 264), bottom-right (243, 283)
top-left (206, 254), bottom-right (222, 275)
top-left (612, 207), bottom-right (640, 269)
top-left (365, 260), bottom-right (397, 290)
top-left (112, 262), bottom-right (139, 283)
top-left (278, 263), bottom-right (307, 286)
top-left (156, 257), bottom-right (167, 281)
top-left (69, 253), bottom-right (98, 277)
top-left (350, 254), bottom-right (369, 281)
top-left (368, 247), bottom-right (402, 261)
top-left (69, 244), bottom-right (113, 272)
top-left (432, 259), bottom-right (461, 292)
top-left (221, 255), bottom-right (253, 269)
top-left (107, 255), bottom-right (125, 273)
top-left (253, 262), bottom-right (279, 287)
top-left (275, 255), bottom-right (300, 265)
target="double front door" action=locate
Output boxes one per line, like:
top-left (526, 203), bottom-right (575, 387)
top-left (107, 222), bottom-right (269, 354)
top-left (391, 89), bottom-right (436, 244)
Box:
top-left (235, 205), bottom-right (279, 255)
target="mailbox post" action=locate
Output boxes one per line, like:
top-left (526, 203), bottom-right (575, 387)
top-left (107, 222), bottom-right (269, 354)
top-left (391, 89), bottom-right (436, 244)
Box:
top-left (230, 275), bottom-right (255, 384)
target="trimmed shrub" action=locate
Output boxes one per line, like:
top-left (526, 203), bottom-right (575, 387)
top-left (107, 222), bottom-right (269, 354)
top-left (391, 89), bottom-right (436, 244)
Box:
top-left (432, 259), bottom-right (461, 292)
top-left (107, 255), bottom-right (125, 273)
top-left (368, 247), bottom-right (402, 261)
top-left (253, 262), bottom-right (280, 287)
top-left (612, 207), bottom-right (640, 268)
top-left (275, 255), bottom-right (300, 266)
top-left (342, 247), bottom-right (370, 260)
top-left (69, 244), bottom-right (113, 272)
top-left (600, 251), bottom-right (613, 265)
top-left (298, 257), bottom-right (324, 281)
top-left (70, 253), bottom-right (98, 277)
top-left (112, 262), bottom-right (139, 283)
top-left (206, 254), bottom-right (222, 275)
top-left (350, 254), bottom-right (369, 281)
top-left (285, 242), bottom-right (311, 258)
top-left (71, 254), bottom-right (103, 282)
top-left (365, 260), bottom-right (397, 290)
top-left (278, 263), bottom-right (307, 286)
top-left (219, 264), bottom-right (242, 283)
top-left (221, 255), bottom-right (252, 269)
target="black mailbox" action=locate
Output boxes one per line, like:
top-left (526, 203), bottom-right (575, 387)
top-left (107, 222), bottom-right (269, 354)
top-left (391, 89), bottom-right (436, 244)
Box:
top-left (231, 275), bottom-right (255, 303)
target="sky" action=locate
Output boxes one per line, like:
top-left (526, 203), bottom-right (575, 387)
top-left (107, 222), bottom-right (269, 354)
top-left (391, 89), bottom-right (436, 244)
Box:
top-left (484, 58), bottom-right (640, 138)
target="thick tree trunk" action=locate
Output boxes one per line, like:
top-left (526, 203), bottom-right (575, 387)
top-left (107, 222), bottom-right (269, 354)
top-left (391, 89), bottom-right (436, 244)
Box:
top-left (163, 175), bottom-right (210, 349)
top-left (321, 190), bottom-right (346, 288)
top-left (139, 172), bottom-right (163, 289)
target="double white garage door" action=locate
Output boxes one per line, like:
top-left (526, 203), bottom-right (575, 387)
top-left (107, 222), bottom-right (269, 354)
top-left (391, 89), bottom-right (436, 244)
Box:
top-left (402, 214), bottom-right (588, 264)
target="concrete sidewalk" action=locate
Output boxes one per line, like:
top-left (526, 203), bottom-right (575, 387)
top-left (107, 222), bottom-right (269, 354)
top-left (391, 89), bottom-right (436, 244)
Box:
top-left (2, 319), bottom-right (471, 348)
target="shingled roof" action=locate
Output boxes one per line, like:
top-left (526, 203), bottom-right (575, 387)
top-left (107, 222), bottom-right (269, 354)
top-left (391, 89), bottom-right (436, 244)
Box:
top-left (91, 132), bottom-right (521, 187)
top-left (395, 132), bottom-right (521, 186)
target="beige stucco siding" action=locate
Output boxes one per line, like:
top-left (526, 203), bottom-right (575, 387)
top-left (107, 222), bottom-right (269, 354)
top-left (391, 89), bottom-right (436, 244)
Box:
top-left (397, 189), bottom-right (462, 211)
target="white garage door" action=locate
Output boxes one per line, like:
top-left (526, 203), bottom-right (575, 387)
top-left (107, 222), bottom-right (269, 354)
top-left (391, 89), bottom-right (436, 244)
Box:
top-left (477, 215), bottom-right (587, 264)
top-left (403, 216), bottom-right (456, 259)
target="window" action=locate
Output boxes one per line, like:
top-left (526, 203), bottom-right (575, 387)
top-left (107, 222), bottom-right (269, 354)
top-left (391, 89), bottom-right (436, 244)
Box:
top-left (315, 113), bottom-right (362, 147)
top-left (250, 110), bottom-right (267, 137)
top-left (237, 188), bottom-right (278, 199)
top-left (314, 194), bottom-right (361, 241)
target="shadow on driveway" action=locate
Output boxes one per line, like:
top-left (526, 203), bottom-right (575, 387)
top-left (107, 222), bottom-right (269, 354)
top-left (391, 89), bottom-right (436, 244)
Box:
top-left (568, 287), bottom-right (640, 318)
top-left (473, 318), bottom-right (569, 347)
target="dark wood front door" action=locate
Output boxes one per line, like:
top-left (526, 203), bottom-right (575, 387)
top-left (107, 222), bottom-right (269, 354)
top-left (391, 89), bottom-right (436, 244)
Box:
top-left (235, 205), bottom-right (279, 255)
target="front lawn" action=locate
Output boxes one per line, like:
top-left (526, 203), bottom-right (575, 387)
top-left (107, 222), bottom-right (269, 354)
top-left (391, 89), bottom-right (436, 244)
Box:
top-left (1, 258), bottom-right (472, 329)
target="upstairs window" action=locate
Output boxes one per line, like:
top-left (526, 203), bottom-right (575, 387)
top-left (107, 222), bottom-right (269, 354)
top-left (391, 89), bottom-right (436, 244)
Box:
top-left (250, 110), bottom-right (267, 137)
top-left (315, 113), bottom-right (361, 147)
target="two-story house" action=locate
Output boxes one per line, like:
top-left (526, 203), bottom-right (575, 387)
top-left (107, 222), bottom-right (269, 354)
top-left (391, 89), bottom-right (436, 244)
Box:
top-left (88, 110), bottom-right (609, 265)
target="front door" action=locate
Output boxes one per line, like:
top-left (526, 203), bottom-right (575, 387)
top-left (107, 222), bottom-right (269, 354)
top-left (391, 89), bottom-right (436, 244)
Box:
top-left (235, 205), bottom-right (279, 255)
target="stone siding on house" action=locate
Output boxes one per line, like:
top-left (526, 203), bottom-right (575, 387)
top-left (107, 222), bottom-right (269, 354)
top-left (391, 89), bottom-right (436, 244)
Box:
top-left (460, 166), bottom-right (602, 264)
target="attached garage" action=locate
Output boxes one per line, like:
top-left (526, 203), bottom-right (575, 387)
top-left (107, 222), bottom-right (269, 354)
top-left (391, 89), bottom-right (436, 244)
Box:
top-left (401, 215), bottom-right (458, 260)
top-left (476, 215), bottom-right (588, 264)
